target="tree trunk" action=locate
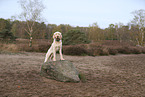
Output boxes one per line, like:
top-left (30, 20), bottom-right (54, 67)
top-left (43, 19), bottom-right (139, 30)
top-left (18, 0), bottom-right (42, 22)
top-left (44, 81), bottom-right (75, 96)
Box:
top-left (136, 38), bottom-right (140, 46)
top-left (141, 29), bottom-right (144, 46)
top-left (29, 35), bottom-right (32, 47)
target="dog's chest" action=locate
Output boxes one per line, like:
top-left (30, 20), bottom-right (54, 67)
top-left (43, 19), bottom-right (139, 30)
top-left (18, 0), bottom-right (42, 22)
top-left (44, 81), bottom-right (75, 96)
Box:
top-left (55, 46), bottom-right (60, 51)
top-left (52, 41), bottom-right (61, 51)
top-left (54, 43), bottom-right (61, 51)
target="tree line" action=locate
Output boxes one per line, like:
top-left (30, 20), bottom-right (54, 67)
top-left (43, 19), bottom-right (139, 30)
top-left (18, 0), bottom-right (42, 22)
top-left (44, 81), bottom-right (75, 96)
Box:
top-left (0, 9), bottom-right (145, 46)
top-left (1, 0), bottom-right (145, 47)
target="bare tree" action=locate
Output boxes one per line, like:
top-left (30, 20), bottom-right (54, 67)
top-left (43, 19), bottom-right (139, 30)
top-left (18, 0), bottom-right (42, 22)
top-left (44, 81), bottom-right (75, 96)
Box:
top-left (131, 9), bottom-right (145, 46)
top-left (18, 0), bottom-right (45, 47)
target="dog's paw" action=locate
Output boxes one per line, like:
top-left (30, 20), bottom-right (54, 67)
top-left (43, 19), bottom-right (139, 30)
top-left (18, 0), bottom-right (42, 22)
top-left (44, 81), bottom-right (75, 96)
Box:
top-left (53, 59), bottom-right (56, 61)
top-left (60, 58), bottom-right (65, 61)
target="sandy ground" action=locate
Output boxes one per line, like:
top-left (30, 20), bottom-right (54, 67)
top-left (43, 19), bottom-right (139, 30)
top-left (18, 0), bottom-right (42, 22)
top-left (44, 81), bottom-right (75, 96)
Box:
top-left (0, 52), bottom-right (145, 97)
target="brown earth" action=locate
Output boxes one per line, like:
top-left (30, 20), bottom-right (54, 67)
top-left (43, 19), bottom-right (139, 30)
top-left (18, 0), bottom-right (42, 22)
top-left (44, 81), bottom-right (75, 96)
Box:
top-left (0, 52), bottom-right (145, 97)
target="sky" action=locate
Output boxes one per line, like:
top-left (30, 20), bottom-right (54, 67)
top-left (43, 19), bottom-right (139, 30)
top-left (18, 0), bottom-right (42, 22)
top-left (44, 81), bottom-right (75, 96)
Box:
top-left (0, 0), bottom-right (145, 29)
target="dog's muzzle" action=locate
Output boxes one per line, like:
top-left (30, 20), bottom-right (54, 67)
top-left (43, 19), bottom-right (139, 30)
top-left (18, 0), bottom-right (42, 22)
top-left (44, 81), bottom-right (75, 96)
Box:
top-left (56, 36), bottom-right (60, 41)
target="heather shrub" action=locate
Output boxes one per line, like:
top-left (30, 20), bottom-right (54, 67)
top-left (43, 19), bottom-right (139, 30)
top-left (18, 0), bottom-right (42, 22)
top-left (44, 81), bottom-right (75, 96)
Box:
top-left (38, 43), bottom-right (51, 52)
top-left (28, 45), bottom-right (39, 52)
top-left (108, 48), bottom-right (118, 55)
top-left (102, 40), bottom-right (135, 46)
top-left (87, 44), bottom-right (98, 56)
top-left (63, 45), bottom-right (88, 56)
top-left (98, 46), bottom-right (109, 56)
top-left (88, 44), bottom-right (109, 56)
top-left (117, 46), bottom-right (132, 54)
top-left (18, 44), bottom-right (39, 52)
top-left (131, 47), bottom-right (142, 54)
top-left (142, 48), bottom-right (145, 54)
top-left (116, 46), bottom-right (143, 54)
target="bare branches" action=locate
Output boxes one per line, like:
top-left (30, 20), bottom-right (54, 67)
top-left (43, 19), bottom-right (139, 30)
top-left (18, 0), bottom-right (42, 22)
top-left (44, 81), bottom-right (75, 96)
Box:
top-left (131, 9), bottom-right (145, 46)
top-left (17, 0), bottom-right (45, 47)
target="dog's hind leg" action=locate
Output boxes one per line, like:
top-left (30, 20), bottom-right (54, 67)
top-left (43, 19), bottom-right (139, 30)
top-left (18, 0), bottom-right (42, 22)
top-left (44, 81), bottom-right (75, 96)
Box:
top-left (59, 46), bottom-right (64, 60)
top-left (44, 50), bottom-right (52, 63)
top-left (49, 53), bottom-right (53, 61)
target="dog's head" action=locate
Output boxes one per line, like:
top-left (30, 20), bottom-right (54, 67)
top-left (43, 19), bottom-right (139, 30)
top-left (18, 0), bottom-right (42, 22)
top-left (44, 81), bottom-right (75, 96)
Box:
top-left (53, 32), bottom-right (62, 42)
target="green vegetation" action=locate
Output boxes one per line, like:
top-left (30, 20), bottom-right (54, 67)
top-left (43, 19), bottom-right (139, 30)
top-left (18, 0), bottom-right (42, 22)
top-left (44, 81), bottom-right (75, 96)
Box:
top-left (78, 72), bottom-right (86, 83)
top-left (63, 29), bottom-right (90, 45)
top-left (0, 29), bottom-right (16, 41)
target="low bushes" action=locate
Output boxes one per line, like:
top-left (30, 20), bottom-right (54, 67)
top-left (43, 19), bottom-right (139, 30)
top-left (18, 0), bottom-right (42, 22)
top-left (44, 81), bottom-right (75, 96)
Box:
top-left (1, 39), bottom-right (145, 56)
top-left (18, 43), bottom-right (51, 52)
top-left (117, 47), bottom-right (132, 54)
top-left (116, 46), bottom-right (142, 54)
top-left (18, 44), bottom-right (39, 52)
top-left (38, 44), bottom-right (51, 52)
top-left (62, 43), bottom-right (145, 56)
top-left (87, 45), bottom-right (109, 56)
top-left (108, 48), bottom-right (118, 55)
top-left (63, 45), bottom-right (88, 56)
top-left (131, 47), bottom-right (142, 54)
top-left (142, 48), bottom-right (145, 54)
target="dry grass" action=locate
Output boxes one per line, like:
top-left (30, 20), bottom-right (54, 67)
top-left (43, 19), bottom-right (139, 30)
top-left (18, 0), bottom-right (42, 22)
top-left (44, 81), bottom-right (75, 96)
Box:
top-left (0, 52), bottom-right (145, 96)
top-left (0, 43), bottom-right (19, 53)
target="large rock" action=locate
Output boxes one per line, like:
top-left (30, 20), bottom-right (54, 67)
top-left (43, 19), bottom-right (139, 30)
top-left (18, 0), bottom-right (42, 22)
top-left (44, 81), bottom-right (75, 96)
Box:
top-left (40, 60), bottom-right (80, 82)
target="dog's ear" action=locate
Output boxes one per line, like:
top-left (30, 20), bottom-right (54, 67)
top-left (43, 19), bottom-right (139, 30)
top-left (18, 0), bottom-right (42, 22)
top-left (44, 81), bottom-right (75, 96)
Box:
top-left (53, 33), bottom-right (55, 39)
top-left (60, 34), bottom-right (62, 39)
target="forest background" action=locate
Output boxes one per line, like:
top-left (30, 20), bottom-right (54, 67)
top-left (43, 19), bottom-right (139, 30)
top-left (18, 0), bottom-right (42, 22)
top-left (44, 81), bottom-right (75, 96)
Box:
top-left (0, 8), bottom-right (145, 56)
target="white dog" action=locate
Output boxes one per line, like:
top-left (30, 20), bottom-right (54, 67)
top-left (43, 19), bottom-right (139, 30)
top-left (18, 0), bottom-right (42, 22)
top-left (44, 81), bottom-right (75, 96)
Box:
top-left (44, 32), bottom-right (65, 63)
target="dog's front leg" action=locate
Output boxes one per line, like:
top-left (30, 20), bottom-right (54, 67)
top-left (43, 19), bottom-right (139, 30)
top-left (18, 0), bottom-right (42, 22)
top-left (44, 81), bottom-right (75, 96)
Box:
top-left (59, 46), bottom-right (64, 60)
top-left (44, 49), bottom-right (51, 63)
top-left (53, 47), bottom-right (56, 61)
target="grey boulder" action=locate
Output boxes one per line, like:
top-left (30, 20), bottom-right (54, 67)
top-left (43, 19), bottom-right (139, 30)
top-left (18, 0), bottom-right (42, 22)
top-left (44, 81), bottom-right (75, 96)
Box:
top-left (40, 60), bottom-right (80, 82)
